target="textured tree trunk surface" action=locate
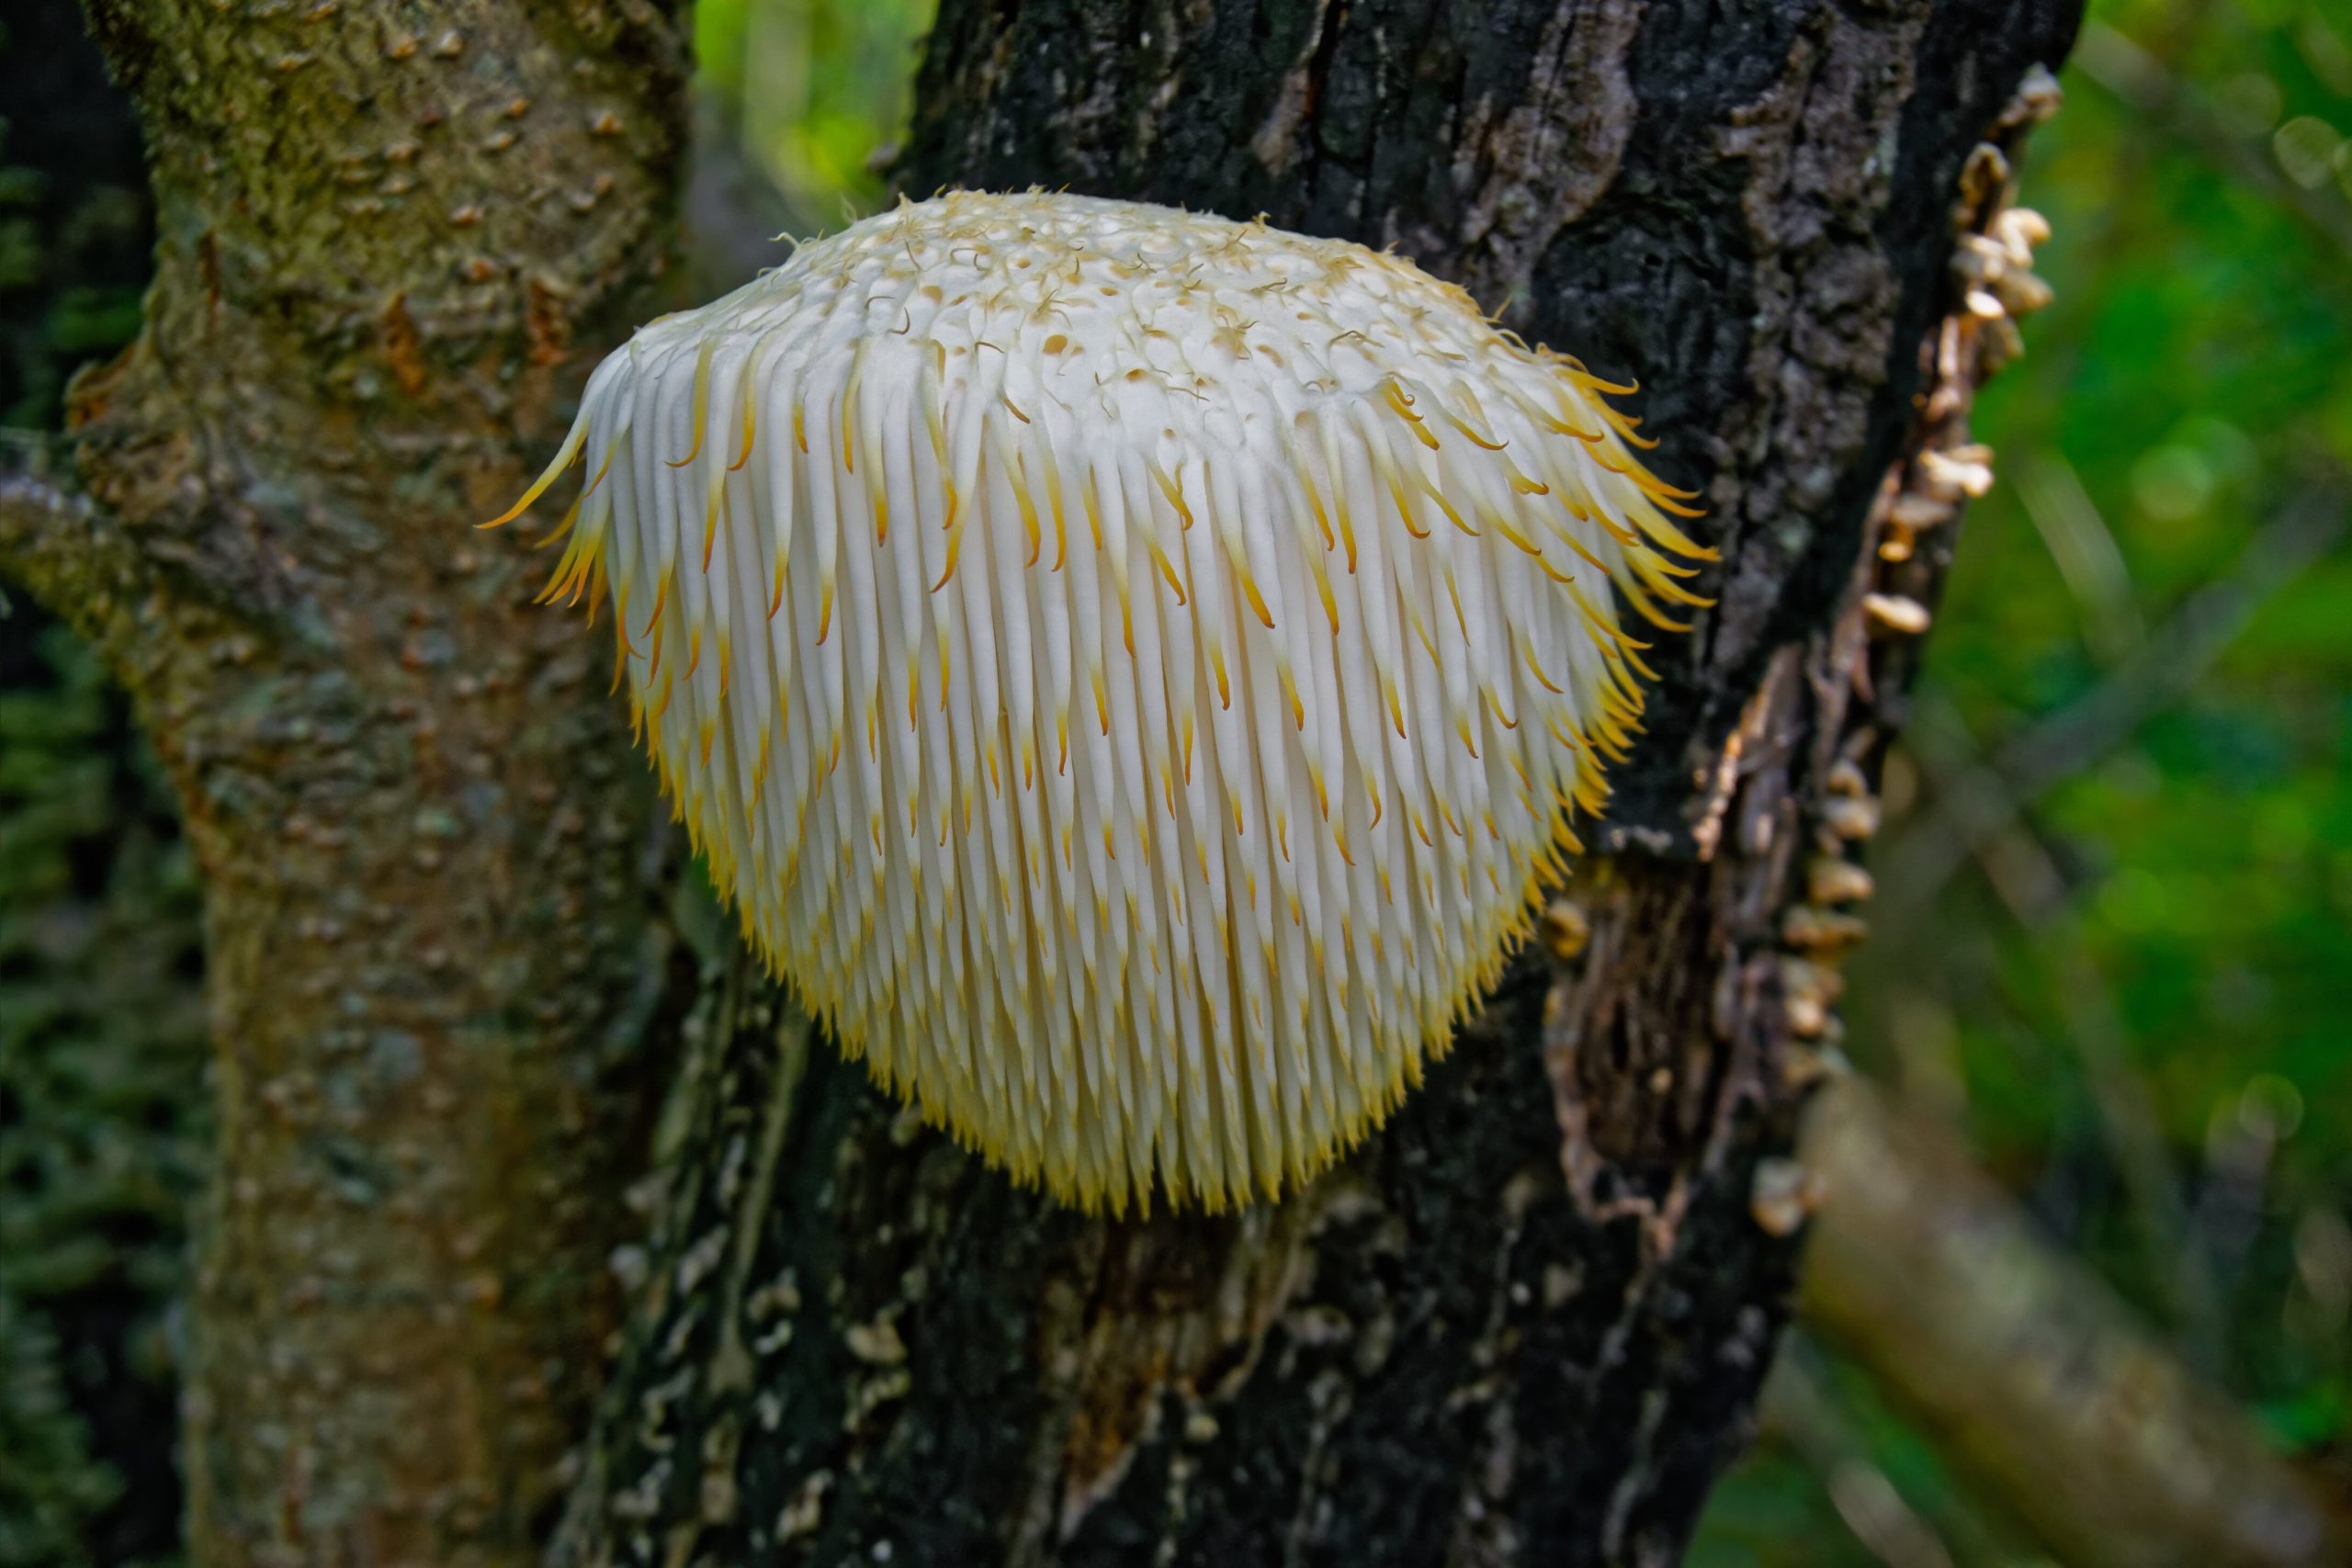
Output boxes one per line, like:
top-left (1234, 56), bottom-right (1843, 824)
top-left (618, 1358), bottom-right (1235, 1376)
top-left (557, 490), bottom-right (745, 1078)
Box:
top-left (4, 2), bottom-right (693, 1562)
top-left (548, 4), bottom-right (2081, 1566)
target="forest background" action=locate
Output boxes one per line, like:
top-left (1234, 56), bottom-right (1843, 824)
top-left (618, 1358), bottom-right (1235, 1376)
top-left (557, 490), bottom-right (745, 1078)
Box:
top-left (1, 0), bottom-right (2346, 1562)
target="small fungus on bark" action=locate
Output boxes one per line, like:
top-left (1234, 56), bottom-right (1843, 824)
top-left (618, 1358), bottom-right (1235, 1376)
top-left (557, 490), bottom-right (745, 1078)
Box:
top-left (491, 190), bottom-right (1711, 1212)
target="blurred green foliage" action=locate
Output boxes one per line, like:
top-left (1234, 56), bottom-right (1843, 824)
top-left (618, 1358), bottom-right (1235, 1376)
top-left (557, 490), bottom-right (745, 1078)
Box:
top-left (1697, 0), bottom-right (2352, 1560)
top-left (694, 0), bottom-right (937, 226)
top-left (0, 7), bottom-right (149, 429)
top-left (0, 623), bottom-right (205, 1568)
top-left (1, 6), bottom-right (199, 1564)
top-left (0, 1296), bottom-right (119, 1568)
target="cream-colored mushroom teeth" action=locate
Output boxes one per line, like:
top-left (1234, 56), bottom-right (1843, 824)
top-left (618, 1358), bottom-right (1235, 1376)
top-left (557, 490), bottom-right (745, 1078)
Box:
top-left (488, 189), bottom-right (1712, 1213)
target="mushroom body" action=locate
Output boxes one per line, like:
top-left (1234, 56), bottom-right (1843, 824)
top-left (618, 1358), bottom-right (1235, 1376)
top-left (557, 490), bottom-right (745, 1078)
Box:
top-left (501, 191), bottom-right (1710, 1211)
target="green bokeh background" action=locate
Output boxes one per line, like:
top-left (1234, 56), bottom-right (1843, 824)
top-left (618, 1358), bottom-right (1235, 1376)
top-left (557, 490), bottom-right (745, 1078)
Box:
top-left (2, 0), bottom-right (2346, 1561)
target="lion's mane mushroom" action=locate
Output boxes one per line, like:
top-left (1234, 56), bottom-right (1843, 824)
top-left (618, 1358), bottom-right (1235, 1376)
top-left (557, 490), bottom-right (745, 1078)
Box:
top-left (492, 190), bottom-right (1710, 1212)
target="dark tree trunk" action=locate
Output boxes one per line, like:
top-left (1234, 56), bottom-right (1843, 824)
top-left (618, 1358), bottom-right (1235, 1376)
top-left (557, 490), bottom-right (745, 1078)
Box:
top-left (552, 3), bottom-right (2080, 1566)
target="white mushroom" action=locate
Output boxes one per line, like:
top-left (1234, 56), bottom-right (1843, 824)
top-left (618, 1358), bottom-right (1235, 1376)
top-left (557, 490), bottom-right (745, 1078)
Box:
top-left (492, 190), bottom-right (1711, 1212)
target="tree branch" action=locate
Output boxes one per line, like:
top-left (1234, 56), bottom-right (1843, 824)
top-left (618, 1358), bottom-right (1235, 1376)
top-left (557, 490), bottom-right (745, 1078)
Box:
top-left (1802, 1078), bottom-right (2352, 1568)
top-left (0, 434), bottom-right (150, 669)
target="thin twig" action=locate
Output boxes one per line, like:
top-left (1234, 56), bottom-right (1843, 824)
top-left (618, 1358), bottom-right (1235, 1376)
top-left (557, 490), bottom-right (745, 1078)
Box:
top-left (1899, 691), bottom-right (2230, 1370)
top-left (1878, 485), bottom-right (2347, 917)
top-left (1759, 1344), bottom-right (1962, 1568)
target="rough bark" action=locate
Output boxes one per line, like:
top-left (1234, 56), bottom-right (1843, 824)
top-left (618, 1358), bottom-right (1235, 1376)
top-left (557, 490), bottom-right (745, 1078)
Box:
top-left (1, 3), bottom-right (694, 1562)
top-left (552, 3), bottom-right (2081, 1565)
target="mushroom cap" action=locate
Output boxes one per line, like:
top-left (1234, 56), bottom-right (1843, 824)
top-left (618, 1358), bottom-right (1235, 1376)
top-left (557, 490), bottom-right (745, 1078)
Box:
top-left (501, 190), bottom-right (1711, 1212)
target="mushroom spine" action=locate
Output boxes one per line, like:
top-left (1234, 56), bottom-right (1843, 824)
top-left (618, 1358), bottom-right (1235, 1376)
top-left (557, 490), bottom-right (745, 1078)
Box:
top-left (492, 190), bottom-right (1712, 1213)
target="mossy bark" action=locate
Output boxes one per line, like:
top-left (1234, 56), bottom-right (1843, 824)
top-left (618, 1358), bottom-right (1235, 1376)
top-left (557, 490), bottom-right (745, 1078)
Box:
top-left (3, 2), bottom-right (694, 1562)
top-left (552, 3), bottom-right (2082, 1566)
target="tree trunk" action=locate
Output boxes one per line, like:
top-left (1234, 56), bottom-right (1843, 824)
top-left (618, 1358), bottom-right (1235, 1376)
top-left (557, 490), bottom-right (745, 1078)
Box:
top-left (2, 3), bottom-right (694, 1562)
top-left (549, 3), bottom-right (2081, 1566)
